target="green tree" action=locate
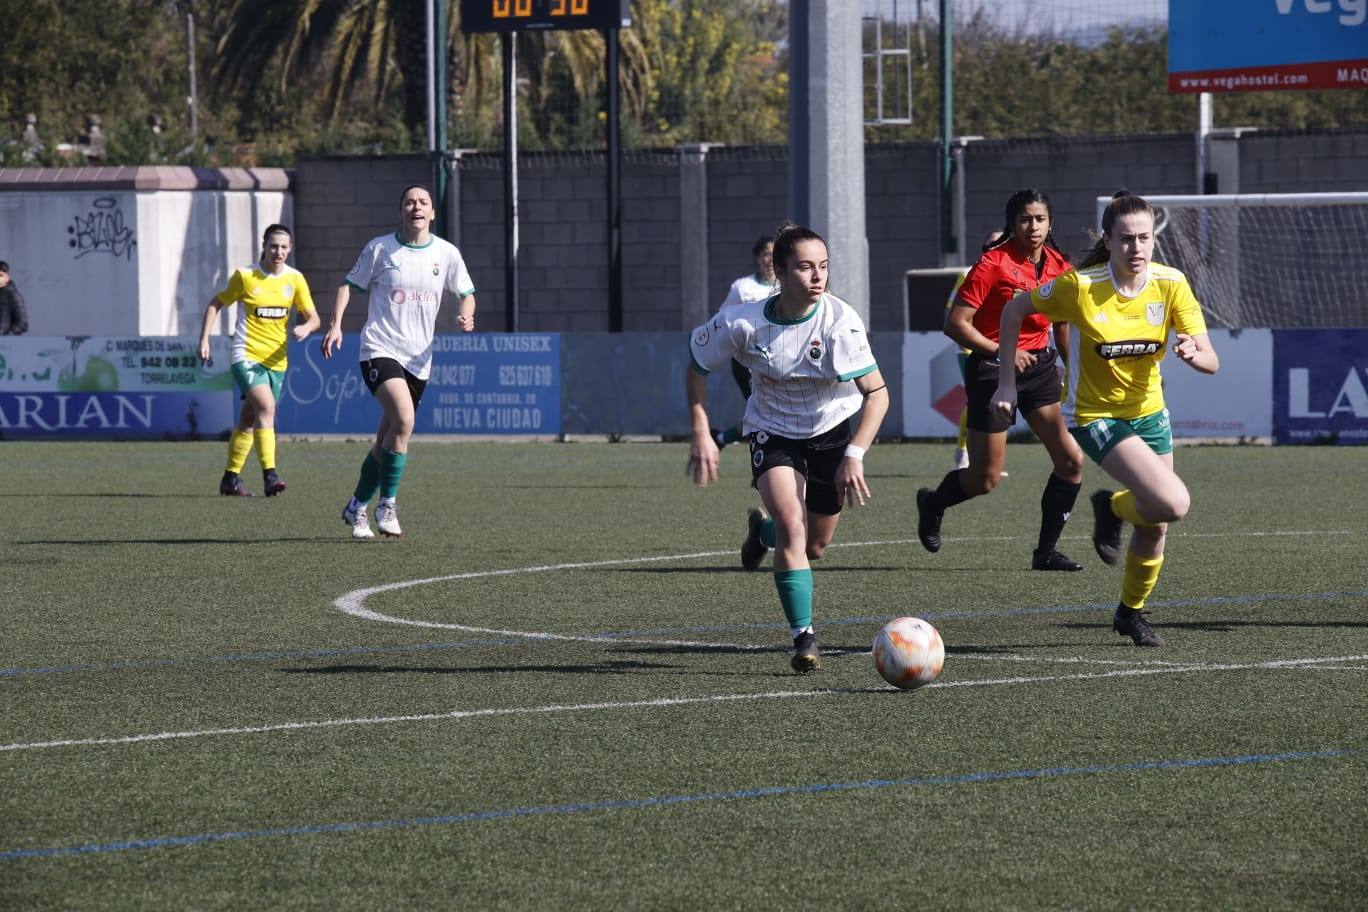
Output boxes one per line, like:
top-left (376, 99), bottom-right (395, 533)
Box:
top-left (626, 0), bottom-right (786, 146)
top-left (0, 0), bottom-right (205, 163)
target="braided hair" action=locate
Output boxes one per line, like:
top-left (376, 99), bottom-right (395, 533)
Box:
top-left (985, 188), bottom-right (1069, 263)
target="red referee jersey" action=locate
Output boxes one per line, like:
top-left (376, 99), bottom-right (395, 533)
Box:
top-left (954, 238), bottom-right (1071, 350)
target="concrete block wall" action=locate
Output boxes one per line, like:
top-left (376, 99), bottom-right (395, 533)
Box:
top-left (1239, 130), bottom-right (1368, 192)
top-left (703, 147), bottom-right (788, 317)
top-left (294, 129), bottom-right (1368, 335)
top-left (961, 134), bottom-right (1196, 260)
top-left (866, 145), bottom-right (940, 330)
top-left (293, 155), bottom-right (433, 333)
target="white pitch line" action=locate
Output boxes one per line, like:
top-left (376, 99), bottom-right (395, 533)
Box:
top-left (332, 528), bottom-right (1353, 639)
top-left (4, 653), bottom-right (1364, 755)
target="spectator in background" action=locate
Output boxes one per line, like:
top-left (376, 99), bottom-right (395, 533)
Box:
top-left (0, 261), bottom-right (29, 335)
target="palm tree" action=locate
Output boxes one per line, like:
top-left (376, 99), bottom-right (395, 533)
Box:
top-left (215, 0), bottom-right (432, 130)
top-left (214, 0), bottom-right (646, 144)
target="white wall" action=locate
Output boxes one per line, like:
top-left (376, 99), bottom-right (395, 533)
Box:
top-left (0, 171), bottom-right (291, 337)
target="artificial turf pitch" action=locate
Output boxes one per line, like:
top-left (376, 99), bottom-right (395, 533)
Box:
top-left (2, 440), bottom-right (1365, 910)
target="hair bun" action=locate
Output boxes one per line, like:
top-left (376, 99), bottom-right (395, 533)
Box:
top-left (1112, 189), bottom-right (1131, 200)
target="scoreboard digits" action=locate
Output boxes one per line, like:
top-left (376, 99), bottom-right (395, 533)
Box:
top-left (491, 0), bottom-right (590, 15)
top-left (463, 0), bottom-right (628, 32)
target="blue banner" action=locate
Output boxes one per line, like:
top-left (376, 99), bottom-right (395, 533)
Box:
top-left (0, 335), bottom-right (234, 439)
top-left (277, 336), bottom-right (382, 435)
top-left (277, 334), bottom-right (560, 436)
top-left (0, 391), bottom-right (232, 439)
top-left (1272, 329), bottom-right (1368, 445)
top-left (1169, 0), bottom-right (1368, 93)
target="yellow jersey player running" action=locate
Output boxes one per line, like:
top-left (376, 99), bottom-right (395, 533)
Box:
top-left (197, 224), bottom-right (320, 497)
top-left (992, 191), bottom-right (1220, 647)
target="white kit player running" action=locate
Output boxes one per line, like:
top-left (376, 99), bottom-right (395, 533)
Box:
top-left (712, 235), bottom-right (778, 449)
top-left (686, 222), bottom-right (890, 673)
top-left (321, 184), bottom-right (477, 539)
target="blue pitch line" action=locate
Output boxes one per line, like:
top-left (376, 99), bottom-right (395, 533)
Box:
top-left (0, 748), bottom-right (1352, 861)
top-left (4, 588), bottom-right (1367, 680)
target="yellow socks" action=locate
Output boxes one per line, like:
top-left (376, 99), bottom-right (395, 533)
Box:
top-left (1121, 551), bottom-right (1164, 610)
top-left (225, 429), bottom-right (254, 474)
top-left (253, 428), bottom-right (277, 472)
top-left (1110, 490), bottom-right (1157, 528)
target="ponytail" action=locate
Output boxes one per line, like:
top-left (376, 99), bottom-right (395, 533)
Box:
top-left (1079, 190), bottom-right (1155, 268)
top-left (771, 221), bottom-right (826, 272)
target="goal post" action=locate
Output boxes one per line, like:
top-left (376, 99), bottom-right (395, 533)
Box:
top-left (1094, 192), bottom-right (1368, 329)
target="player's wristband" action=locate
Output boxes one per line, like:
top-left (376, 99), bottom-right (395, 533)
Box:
top-left (844, 444), bottom-right (866, 461)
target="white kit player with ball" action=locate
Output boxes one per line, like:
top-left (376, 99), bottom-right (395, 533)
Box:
top-left (686, 222), bottom-right (890, 674)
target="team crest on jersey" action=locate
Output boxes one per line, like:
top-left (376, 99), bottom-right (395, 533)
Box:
top-left (432, 262), bottom-right (440, 276)
top-left (1146, 301), bottom-right (1165, 326)
top-left (1038, 279), bottom-right (1055, 298)
top-left (808, 339), bottom-right (823, 362)
top-left (282, 283), bottom-right (294, 299)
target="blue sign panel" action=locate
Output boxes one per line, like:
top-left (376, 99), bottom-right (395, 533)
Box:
top-left (276, 334), bottom-right (560, 436)
top-left (418, 334), bottom-right (560, 435)
top-left (1272, 329), bottom-right (1368, 445)
top-left (0, 391), bottom-right (232, 439)
top-left (277, 335), bottom-right (382, 435)
top-left (1169, 0), bottom-right (1368, 93)
top-left (0, 335), bottom-right (234, 439)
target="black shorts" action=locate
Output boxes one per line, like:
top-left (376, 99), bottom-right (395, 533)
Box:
top-left (963, 349), bottom-right (1061, 433)
top-left (360, 358), bottom-right (427, 408)
top-left (730, 358), bottom-right (752, 399)
top-left (748, 420), bottom-right (851, 516)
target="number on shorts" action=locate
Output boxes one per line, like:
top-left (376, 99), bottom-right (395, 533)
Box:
top-left (1089, 419), bottom-right (1112, 449)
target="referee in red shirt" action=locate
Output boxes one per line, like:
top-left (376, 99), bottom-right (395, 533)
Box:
top-left (916, 189), bottom-right (1086, 571)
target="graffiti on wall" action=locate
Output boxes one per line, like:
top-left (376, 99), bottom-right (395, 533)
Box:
top-left (69, 197), bottom-right (137, 260)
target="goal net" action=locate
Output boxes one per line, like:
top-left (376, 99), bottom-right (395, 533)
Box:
top-left (1095, 193), bottom-right (1368, 329)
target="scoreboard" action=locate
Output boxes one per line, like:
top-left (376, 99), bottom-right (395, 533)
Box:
top-left (460, 0), bottom-right (630, 32)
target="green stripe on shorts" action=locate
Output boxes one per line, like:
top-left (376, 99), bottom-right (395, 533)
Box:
top-left (231, 361), bottom-right (285, 401)
top-left (1070, 409), bottom-right (1173, 464)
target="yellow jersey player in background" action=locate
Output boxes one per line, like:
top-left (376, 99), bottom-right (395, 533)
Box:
top-left (992, 191), bottom-right (1219, 647)
top-left (197, 224), bottom-right (320, 497)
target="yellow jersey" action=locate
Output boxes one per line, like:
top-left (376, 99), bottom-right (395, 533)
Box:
top-left (1030, 262), bottom-right (1207, 424)
top-left (946, 271), bottom-right (970, 356)
top-left (216, 265), bottom-right (316, 370)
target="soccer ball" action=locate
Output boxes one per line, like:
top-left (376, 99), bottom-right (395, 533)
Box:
top-left (871, 617), bottom-right (945, 690)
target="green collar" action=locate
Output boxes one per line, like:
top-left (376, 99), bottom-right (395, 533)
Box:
top-left (765, 296), bottom-right (821, 326)
top-left (394, 231), bottom-right (435, 249)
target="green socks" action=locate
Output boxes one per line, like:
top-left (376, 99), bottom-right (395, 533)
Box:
top-left (380, 449), bottom-right (407, 498)
top-left (759, 517), bottom-right (777, 548)
top-left (773, 568), bottom-right (814, 632)
top-left (353, 452), bottom-right (381, 504)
